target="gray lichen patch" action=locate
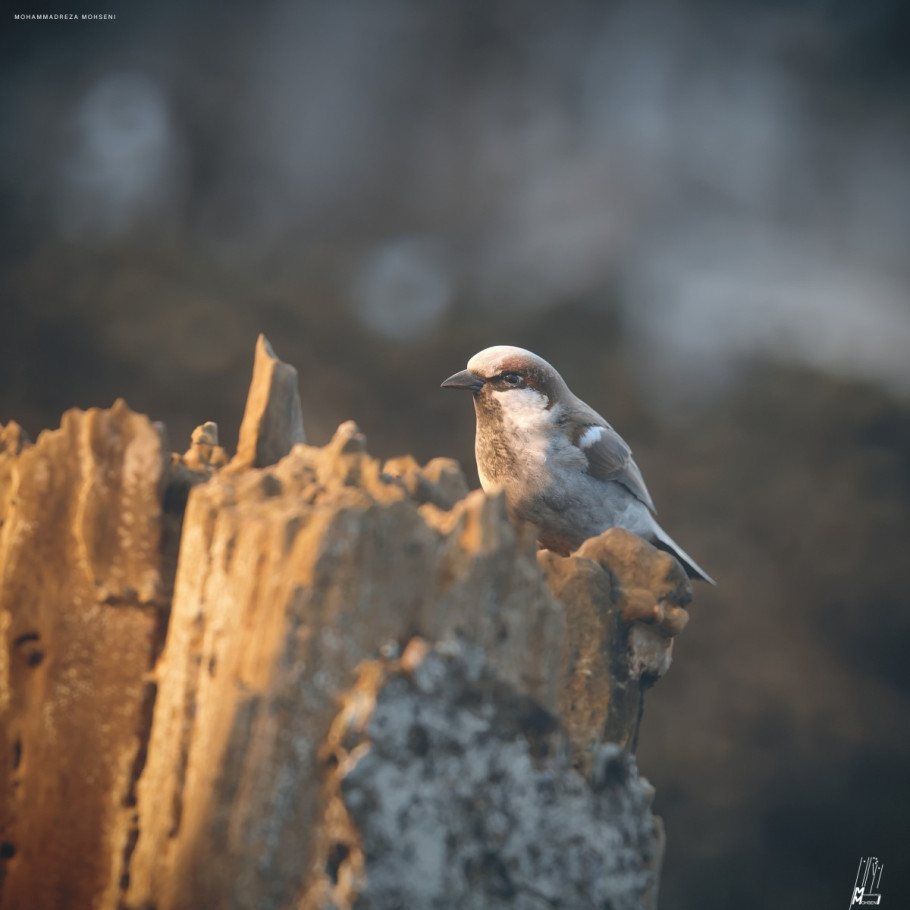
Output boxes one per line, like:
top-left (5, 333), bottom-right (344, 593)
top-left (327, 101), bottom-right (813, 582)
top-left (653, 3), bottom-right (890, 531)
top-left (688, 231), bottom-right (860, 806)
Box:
top-left (314, 638), bottom-right (662, 910)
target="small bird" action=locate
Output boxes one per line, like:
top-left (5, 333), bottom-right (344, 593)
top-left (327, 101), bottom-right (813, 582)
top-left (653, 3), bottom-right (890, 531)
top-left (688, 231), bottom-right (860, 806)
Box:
top-left (441, 345), bottom-right (715, 584)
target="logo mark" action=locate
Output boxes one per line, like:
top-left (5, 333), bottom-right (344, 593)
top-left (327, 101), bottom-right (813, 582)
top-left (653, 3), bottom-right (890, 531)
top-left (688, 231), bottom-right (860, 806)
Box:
top-left (850, 857), bottom-right (883, 906)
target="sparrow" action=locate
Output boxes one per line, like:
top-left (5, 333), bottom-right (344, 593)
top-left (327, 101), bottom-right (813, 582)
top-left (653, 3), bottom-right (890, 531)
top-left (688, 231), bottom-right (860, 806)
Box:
top-left (441, 345), bottom-right (715, 584)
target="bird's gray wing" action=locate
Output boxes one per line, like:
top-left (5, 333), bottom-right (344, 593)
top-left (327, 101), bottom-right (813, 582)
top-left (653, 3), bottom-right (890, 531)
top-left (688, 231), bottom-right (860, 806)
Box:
top-left (562, 405), bottom-right (657, 513)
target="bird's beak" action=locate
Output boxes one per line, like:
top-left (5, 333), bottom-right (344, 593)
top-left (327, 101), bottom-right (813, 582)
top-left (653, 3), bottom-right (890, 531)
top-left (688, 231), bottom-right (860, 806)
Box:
top-left (440, 369), bottom-right (485, 393)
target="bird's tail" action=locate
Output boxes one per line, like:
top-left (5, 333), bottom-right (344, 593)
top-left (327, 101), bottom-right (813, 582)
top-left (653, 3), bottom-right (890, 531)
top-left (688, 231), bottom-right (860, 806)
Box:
top-left (651, 525), bottom-right (716, 585)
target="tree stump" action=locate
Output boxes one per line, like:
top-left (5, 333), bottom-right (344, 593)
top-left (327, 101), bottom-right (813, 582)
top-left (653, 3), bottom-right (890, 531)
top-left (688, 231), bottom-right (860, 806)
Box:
top-left (0, 337), bottom-right (692, 910)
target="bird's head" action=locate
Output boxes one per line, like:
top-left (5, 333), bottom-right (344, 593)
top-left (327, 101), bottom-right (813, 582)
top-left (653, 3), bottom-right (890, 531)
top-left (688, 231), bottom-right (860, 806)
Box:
top-left (440, 345), bottom-right (569, 411)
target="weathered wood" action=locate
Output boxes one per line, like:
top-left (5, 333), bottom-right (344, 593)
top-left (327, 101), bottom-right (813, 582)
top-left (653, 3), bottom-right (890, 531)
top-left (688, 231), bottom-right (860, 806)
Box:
top-left (124, 419), bottom-right (565, 909)
top-left (231, 333), bottom-right (306, 470)
top-left (541, 528), bottom-right (692, 757)
top-left (0, 401), bottom-right (171, 909)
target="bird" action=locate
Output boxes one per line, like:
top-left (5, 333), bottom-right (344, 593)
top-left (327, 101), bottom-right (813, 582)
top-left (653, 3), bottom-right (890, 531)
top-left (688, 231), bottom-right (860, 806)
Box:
top-left (441, 345), bottom-right (715, 584)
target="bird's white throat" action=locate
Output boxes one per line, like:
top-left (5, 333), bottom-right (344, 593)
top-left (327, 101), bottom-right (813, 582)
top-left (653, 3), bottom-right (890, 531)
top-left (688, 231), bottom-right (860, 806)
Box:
top-left (490, 387), bottom-right (552, 465)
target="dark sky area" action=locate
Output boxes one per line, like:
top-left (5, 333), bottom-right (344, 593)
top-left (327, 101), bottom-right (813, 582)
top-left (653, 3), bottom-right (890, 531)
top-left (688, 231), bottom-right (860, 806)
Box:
top-left (2, 2), bottom-right (909, 907)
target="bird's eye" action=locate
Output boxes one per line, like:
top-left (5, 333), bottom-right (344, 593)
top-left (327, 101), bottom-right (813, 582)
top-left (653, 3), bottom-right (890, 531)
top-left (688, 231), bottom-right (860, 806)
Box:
top-left (501, 372), bottom-right (521, 386)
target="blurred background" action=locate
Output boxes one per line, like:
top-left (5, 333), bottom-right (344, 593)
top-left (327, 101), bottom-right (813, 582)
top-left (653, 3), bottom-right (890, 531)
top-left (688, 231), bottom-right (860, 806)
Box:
top-left (2, 1), bottom-right (909, 906)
